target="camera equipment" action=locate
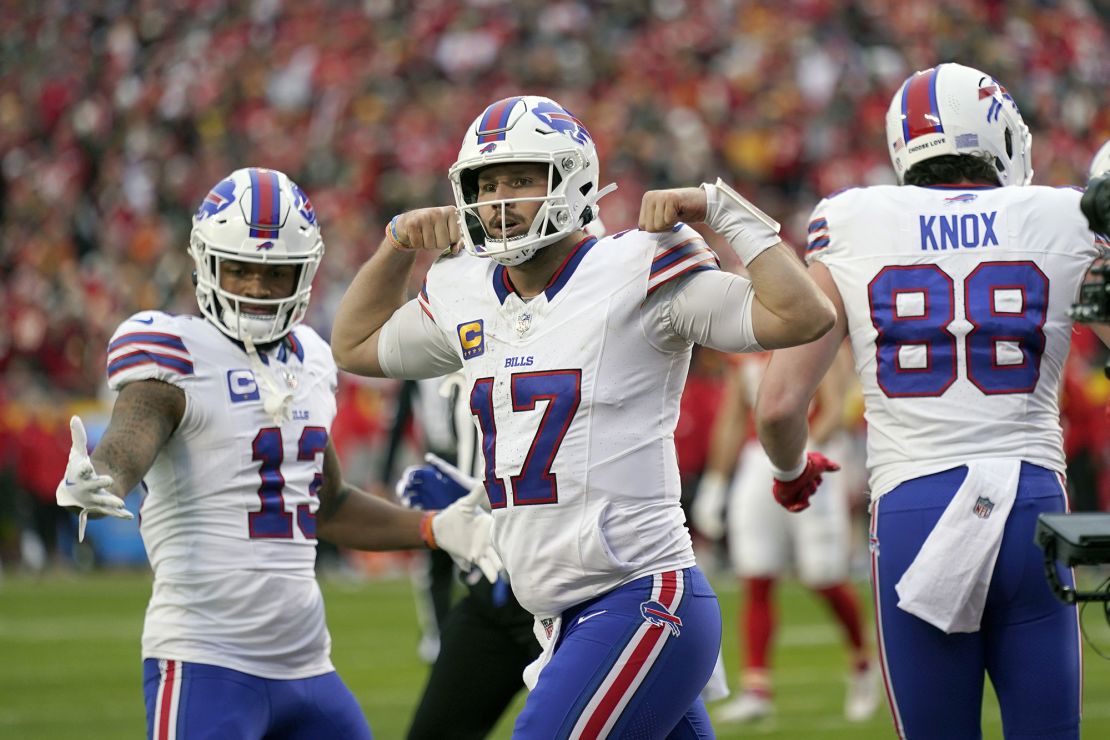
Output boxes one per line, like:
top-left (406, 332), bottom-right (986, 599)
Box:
top-left (1035, 512), bottom-right (1110, 604)
top-left (1068, 262), bottom-right (1110, 324)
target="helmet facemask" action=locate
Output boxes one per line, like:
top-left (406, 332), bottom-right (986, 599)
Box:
top-left (453, 155), bottom-right (585, 266)
top-left (191, 236), bottom-right (320, 345)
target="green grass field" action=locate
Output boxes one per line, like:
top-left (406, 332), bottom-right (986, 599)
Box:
top-left (2, 568), bottom-right (1109, 739)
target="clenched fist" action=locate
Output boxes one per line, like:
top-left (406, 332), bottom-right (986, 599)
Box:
top-left (639, 188), bottom-right (709, 233)
top-left (393, 206), bottom-right (461, 251)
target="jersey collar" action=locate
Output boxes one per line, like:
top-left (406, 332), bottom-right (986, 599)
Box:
top-left (491, 236), bottom-right (598, 305)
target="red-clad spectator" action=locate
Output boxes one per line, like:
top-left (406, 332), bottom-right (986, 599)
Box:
top-left (675, 347), bottom-right (731, 514)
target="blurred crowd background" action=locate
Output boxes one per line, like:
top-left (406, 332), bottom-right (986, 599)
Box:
top-left (3, 0), bottom-right (1109, 569)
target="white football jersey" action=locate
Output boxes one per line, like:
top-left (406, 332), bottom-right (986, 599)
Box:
top-left (106, 312), bottom-right (338, 679)
top-left (808, 185), bottom-right (1102, 498)
top-left (419, 227), bottom-right (722, 616)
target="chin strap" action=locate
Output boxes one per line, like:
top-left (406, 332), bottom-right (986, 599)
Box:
top-left (244, 337), bottom-right (294, 425)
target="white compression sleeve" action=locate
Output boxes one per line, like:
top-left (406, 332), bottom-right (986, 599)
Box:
top-left (377, 300), bottom-right (463, 379)
top-left (663, 270), bottom-right (763, 353)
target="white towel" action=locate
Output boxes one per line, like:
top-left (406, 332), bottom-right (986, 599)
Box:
top-left (700, 651), bottom-right (731, 702)
top-left (895, 458), bottom-right (1021, 633)
top-left (522, 615), bottom-right (562, 691)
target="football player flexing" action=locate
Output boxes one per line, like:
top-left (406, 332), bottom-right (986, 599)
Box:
top-left (331, 95), bottom-right (835, 737)
top-left (56, 167), bottom-right (500, 740)
top-left (757, 63), bottom-right (1107, 738)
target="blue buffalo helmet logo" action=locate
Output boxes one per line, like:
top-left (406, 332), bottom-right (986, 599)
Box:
top-left (290, 181), bottom-right (317, 226)
top-left (639, 600), bottom-right (683, 637)
top-left (196, 177), bottom-right (237, 221)
top-left (531, 100), bottom-right (592, 146)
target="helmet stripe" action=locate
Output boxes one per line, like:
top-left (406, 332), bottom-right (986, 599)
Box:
top-left (477, 97), bottom-right (522, 143)
top-left (249, 168), bottom-right (281, 238)
top-left (901, 67), bottom-right (944, 142)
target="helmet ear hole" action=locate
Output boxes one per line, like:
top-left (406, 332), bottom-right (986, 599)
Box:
top-left (1004, 127), bottom-right (1013, 159)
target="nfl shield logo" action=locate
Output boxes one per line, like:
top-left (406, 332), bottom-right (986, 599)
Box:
top-left (515, 311), bottom-right (532, 336)
top-left (541, 617), bottom-right (555, 640)
top-left (973, 496), bottom-right (995, 519)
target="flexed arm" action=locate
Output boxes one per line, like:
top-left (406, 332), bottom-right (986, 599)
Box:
top-left (331, 208), bottom-right (460, 376)
top-left (640, 180), bottom-right (835, 349)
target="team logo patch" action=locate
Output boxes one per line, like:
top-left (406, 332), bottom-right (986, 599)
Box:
top-left (640, 600), bottom-right (683, 637)
top-left (480, 143), bottom-right (497, 154)
top-left (196, 177), bottom-right (237, 220)
top-left (457, 320), bottom-right (485, 359)
top-left (227, 369), bottom-right (260, 402)
top-left (290, 181), bottom-right (317, 225)
top-left (973, 496), bottom-right (995, 519)
top-left (944, 193), bottom-right (978, 204)
top-left (531, 100), bottom-right (592, 145)
top-left (979, 79), bottom-right (1016, 123)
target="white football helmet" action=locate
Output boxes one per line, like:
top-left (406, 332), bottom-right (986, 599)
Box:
top-left (448, 95), bottom-right (615, 266)
top-left (885, 63), bottom-right (1032, 187)
top-left (1090, 140), bottom-right (1110, 178)
top-left (189, 167), bottom-right (324, 344)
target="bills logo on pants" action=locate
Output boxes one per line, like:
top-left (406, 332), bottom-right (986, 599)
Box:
top-left (512, 567), bottom-right (720, 738)
top-left (640, 599), bottom-right (683, 636)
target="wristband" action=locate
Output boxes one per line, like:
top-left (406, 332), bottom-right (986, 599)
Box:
top-left (385, 215), bottom-right (413, 251)
top-left (419, 511), bottom-right (438, 549)
top-left (770, 455), bottom-right (808, 482)
top-left (701, 178), bottom-right (781, 266)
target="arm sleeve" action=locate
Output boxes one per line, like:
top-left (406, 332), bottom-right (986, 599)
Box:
top-left (646, 270), bottom-right (762, 354)
top-left (377, 299), bottom-right (463, 380)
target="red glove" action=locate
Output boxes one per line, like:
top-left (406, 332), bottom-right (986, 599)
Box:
top-left (772, 452), bottom-right (841, 512)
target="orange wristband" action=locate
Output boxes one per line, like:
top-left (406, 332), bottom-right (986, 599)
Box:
top-left (420, 511), bottom-right (438, 549)
top-left (385, 215), bottom-right (413, 251)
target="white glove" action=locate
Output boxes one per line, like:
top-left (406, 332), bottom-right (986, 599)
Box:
top-left (55, 416), bottom-right (133, 542)
top-left (691, 471), bottom-right (728, 541)
top-left (431, 484), bottom-right (503, 583)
